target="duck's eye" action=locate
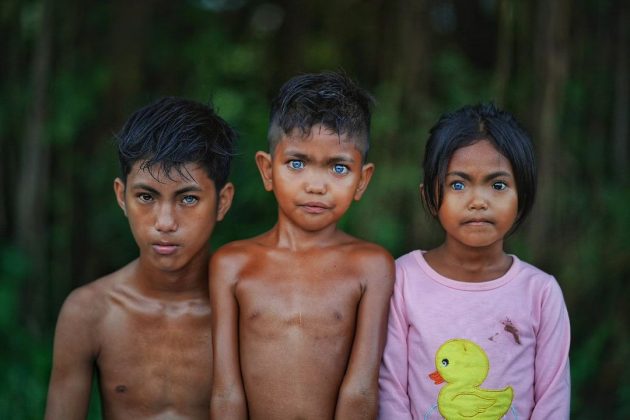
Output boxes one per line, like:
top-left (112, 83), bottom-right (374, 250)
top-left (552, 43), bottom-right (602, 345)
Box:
top-left (441, 358), bottom-right (449, 367)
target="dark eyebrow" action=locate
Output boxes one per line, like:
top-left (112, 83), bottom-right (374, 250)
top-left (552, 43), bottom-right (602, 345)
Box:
top-left (130, 183), bottom-right (203, 195)
top-left (282, 150), bottom-right (310, 161)
top-left (484, 171), bottom-right (513, 181)
top-left (130, 183), bottom-right (161, 194)
top-left (446, 171), bottom-right (471, 180)
top-left (282, 149), bottom-right (356, 164)
top-left (175, 186), bottom-right (203, 194)
top-left (445, 171), bottom-right (513, 182)
top-left (328, 154), bottom-right (356, 164)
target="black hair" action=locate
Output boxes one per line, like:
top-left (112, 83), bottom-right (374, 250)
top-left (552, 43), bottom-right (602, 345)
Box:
top-left (267, 71), bottom-right (374, 160)
top-left (116, 96), bottom-right (236, 191)
top-left (422, 103), bottom-right (537, 233)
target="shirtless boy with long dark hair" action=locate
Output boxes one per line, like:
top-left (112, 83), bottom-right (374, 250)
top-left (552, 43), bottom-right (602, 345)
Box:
top-left (45, 97), bottom-right (236, 419)
top-left (210, 72), bottom-right (395, 419)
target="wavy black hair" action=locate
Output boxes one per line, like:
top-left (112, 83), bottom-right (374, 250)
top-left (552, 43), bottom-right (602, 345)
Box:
top-left (116, 96), bottom-right (236, 191)
top-left (422, 103), bottom-right (537, 233)
top-left (267, 71), bottom-right (374, 160)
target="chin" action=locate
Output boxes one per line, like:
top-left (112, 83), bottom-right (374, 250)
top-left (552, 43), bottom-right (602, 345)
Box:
top-left (150, 257), bottom-right (187, 272)
top-left (462, 239), bottom-right (501, 249)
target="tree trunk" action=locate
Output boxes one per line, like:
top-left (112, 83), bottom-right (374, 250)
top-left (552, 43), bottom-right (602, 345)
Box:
top-left (70, 0), bottom-right (156, 292)
top-left (494, 0), bottom-right (514, 105)
top-left (613, 2), bottom-right (628, 182)
top-left (527, 0), bottom-right (571, 255)
top-left (378, 0), bottom-right (431, 253)
top-left (16, 0), bottom-right (53, 334)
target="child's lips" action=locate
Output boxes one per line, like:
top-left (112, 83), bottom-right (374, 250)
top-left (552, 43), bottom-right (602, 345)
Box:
top-left (300, 202), bottom-right (330, 214)
top-left (152, 243), bottom-right (180, 255)
top-left (462, 218), bottom-right (492, 226)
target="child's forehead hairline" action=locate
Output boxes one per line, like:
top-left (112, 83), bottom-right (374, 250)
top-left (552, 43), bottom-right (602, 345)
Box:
top-left (128, 159), bottom-right (214, 183)
top-left (441, 137), bottom-right (503, 162)
top-left (279, 126), bottom-right (367, 151)
top-left (276, 134), bottom-right (366, 156)
top-left (283, 123), bottom-right (361, 139)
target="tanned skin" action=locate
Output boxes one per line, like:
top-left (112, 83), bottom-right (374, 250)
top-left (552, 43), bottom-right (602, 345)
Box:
top-left (210, 126), bottom-right (395, 420)
top-left (422, 140), bottom-right (518, 282)
top-left (45, 162), bottom-right (233, 420)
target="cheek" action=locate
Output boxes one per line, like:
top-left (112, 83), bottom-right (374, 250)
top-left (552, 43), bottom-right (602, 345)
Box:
top-left (498, 194), bottom-right (519, 222)
top-left (436, 205), bottom-right (457, 228)
top-left (190, 205), bottom-right (219, 224)
top-left (126, 207), bottom-right (150, 229)
top-left (272, 182), bottom-right (293, 203)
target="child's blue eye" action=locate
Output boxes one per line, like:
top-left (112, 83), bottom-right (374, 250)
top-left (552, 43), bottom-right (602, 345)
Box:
top-left (289, 160), bottom-right (304, 170)
top-left (182, 195), bottom-right (198, 205)
top-left (333, 164), bottom-right (349, 175)
top-left (493, 181), bottom-right (507, 190)
top-left (451, 182), bottom-right (465, 191)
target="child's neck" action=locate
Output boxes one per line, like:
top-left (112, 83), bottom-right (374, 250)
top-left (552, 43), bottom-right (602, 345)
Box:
top-left (132, 254), bottom-right (210, 299)
top-left (424, 241), bottom-right (512, 283)
top-left (270, 218), bottom-right (347, 251)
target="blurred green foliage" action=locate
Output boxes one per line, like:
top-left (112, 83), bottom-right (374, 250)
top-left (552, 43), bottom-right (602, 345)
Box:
top-left (1, 0), bottom-right (628, 418)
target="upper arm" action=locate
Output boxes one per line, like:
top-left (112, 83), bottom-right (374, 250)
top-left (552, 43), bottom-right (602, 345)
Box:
top-left (378, 262), bottom-right (413, 419)
top-left (335, 248), bottom-right (395, 417)
top-left (45, 288), bottom-right (99, 420)
top-left (209, 246), bottom-right (247, 417)
top-left (531, 279), bottom-right (571, 420)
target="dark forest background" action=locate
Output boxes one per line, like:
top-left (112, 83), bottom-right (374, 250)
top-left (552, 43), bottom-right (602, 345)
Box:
top-left (0, 0), bottom-right (628, 417)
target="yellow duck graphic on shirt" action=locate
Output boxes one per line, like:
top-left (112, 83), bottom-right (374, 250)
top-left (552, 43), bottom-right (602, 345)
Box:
top-left (428, 339), bottom-right (513, 420)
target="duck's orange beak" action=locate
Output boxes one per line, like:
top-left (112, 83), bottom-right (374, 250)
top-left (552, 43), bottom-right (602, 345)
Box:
top-left (429, 370), bottom-right (444, 384)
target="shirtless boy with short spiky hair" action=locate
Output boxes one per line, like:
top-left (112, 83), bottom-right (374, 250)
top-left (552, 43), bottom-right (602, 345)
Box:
top-left (45, 97), bottom-right (236, 419)
top-left (210, 71), bottom-right (395, 419)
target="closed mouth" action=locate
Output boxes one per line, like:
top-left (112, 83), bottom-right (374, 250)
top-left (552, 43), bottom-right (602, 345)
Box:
top-left (152, 243), bottom-right (180, 255)
top-left (462, 218), bottom-right (493, 225)
top-left (300, 202), bottom-right (330, 213)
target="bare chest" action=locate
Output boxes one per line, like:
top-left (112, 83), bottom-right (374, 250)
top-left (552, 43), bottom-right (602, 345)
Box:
top-left (236, 261), bottom-right (363, 340)
top-left (96, 304), bottom-right (212, 410)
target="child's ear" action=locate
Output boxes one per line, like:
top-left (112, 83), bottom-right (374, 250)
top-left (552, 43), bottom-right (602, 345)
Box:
top-left (113, 177), bottom-right (127, 217)
top-left (255, 151), bottom-right (273, 192)
top-left (353, 163), bottom-right (375, 201)
top-left (216, 182), bottom-right (235, 221)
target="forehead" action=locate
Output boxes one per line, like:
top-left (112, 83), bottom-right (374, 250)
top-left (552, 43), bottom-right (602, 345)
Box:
top-left (275, 125), bottom-right (363, 158)
top-left (126, 161), bottom-right (215, 188)
top-left (447, 140), bottom-right (513, 174)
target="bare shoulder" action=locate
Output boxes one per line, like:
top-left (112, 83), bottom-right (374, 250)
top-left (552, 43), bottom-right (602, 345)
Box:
top-left (341, 237), bottom-right (395, 286)
top-left (52, 266), bottom-right (132, 362)
top-left (213, 237), bottom-right (260, 259)
top-left (57, 265), bottom-right (129, 328)
top-left (210, 237), bottom-right (265, 282)
top-left (343, 237), bottom-right (394, 265)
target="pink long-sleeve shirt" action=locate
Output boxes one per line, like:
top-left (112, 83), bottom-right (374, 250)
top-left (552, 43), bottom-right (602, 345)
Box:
top-left (379, 251), bottom-right (570, 420)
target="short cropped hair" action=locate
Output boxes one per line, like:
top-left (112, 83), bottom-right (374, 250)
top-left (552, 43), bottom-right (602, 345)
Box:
top-left (116, 96), bottom-right (236, 191)
top-left (267, 71), bottom-right (374, 160)
top-left (422, 103), bottom-right (537, 233)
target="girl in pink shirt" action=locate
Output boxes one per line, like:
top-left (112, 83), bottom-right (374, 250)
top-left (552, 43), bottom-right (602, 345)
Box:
top-left (379, 103), bottom-right (570, 419)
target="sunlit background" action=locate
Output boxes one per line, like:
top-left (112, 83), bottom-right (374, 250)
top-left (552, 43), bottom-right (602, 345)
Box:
top-left (1, 0), bottom-right (628, 417)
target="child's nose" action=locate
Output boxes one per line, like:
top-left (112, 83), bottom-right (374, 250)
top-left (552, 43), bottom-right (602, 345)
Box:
top-left (468, 190), bottom-right (489, 210)
top-left (154, 204), bottom-right (178, 232)
top-left (304, 176), bottom-right (327, 194)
